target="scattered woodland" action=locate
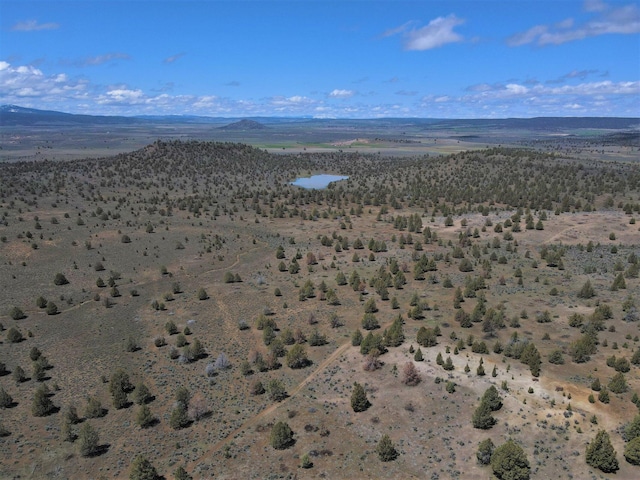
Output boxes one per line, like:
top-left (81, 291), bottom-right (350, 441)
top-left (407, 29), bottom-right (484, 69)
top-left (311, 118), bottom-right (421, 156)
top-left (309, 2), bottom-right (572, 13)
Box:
top-left (1, 134), bottom-right (640, 479)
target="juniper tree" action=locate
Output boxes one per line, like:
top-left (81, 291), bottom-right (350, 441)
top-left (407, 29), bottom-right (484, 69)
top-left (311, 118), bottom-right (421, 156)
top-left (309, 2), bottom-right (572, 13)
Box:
top-left (136, 404), bottom-right (155, 428)
top-left (624, 437), bottom-right (640, 465)
top-left (477, 438), bottom-right (495, 465)
top-left (129, 455), bottom-right (159, 480)
top-left (32, 384), bottom-right (55, 416)
top-left (491, 439), bottom-right (530, 480)
top-left (586, 430), bottom-right (619, 473)
top-left (377, 434), bottom-right (398, 461)
top-left (351, 382), bottom-right (370, 412)
top-left (78, 422), bottom-right (100, 457)
top-left (270, 421), bottom-right (294, 449)
top-left (472, 399), bottom-right (496, 429)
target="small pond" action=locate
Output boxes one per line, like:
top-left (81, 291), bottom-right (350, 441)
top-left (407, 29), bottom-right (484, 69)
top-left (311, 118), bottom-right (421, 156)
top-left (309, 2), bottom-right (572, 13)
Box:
top-left (290, 174), bottom-right (349, 189)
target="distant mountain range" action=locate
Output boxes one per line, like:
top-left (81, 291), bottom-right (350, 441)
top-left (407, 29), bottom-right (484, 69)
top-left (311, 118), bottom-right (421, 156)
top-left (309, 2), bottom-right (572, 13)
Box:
top-left (1, 104), bottom-right (638, 131)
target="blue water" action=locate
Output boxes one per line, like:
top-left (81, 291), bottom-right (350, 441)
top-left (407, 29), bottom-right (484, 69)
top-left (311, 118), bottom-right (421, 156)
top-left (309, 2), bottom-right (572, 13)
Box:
top-left (291, 174), bottom-right (349, 189)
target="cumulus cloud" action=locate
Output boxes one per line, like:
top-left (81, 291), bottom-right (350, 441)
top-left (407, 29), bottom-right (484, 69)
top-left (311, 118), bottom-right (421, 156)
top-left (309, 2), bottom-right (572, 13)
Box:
top-left (11, 20), bottom-right (59, 31)
top-left (0, 61), bottom-right (87, 103)
top-left (507, 2), bottom-right (640, 46)
top-left (384, 15), bottom-right (464, 51)
top-left (405, 15), bottom-right (465, 50)
top-left (328, 89), bottom-right (355, 99)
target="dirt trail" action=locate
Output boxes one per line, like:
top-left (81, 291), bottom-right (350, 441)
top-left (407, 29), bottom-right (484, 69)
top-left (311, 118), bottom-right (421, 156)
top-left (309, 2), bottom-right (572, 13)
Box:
top-left (190, 339), bottom-right (353, 465)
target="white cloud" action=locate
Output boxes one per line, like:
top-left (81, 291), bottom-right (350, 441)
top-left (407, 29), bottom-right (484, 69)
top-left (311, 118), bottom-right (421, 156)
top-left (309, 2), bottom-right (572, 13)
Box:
top-left (164, 53), bottom-right (186, 64)
top-left (506, 25), bottom-right (549, 47)
top-left (505, 84), bottom-right (529, 95)
top-left (507, 2), bottom-right (640, 46)
top-left (584, 0), bottom-right (607, 13)
top-left (63, 53), bottom-right (131, 67)
top-left (0, 61), bottom-right (87, 103)
top-left (381, 21), bottom-right (415, 38)
top-left (1, 60), bottom-right (637, 118)
top-left (328, 89), bottom-right (355, 99)
top-left (405, 15), bottom-right (465, 50)
top-left (383, 15), bottom-right (464, 51)
top-left (99, 88), bottom-right (145, 105)
top-left (11, 20), bottom-right (59, 31)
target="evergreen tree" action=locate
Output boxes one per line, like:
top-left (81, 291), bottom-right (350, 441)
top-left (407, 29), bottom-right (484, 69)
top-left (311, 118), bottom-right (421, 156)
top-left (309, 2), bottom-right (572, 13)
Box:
top-left (170, 404), bottom-right (190, 429)
top-left (482, 385), bottom-right (503, 411)
top-left (351, 382), bottom-right (370, 412)
top-left (624, 414), bottom-right (640, 442)
top-left (443, 356), bottom-right (454, 371)
top-left (586, 430), bottom-right (619, 473)
top-left (174, 466), bottom-right (192, 480)
top-left (32, 384), bottom-right (55, 416)
top-left (0, 386), bottom-right (13, 408)
top-left (78, 422), bottom-right (100, 457)
top-left (477, 438), bottom-right (495, 465)
top-left (351, 329), bottom-right (363, 346)
top-left (578, 280), bottom-right (595, 299)
top-left (129, 455), bottom-right (159, 480)
top-left (377, 434), bottom-right (398, 461)
top-left (472, 400), bottom-right (496, 429)
top-left (286, 344), bottom-right (309, 369)
top-left (490, 439), bottom-right (530, 480)
top-left (134, 383), bottom-right (153, 405)
top-left (270, 421), bottom-right (294, 449)
top-left (608, 372), bottom-right (628, 393)
top-left (414, 347), bottom-right (423, 361)
top-left (136, 404), bottom-right (156, 428)
top-left (624, 437), bottom-right (640, 465)
top-left (267, 379), bottom-right (287, 402)
top-left (611, 273), bottom-right (626, 291)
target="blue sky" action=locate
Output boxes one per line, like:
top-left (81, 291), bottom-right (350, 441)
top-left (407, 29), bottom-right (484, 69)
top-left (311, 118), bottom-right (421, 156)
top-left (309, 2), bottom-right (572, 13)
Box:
top-left (1, 0), bottom-right (639, 118)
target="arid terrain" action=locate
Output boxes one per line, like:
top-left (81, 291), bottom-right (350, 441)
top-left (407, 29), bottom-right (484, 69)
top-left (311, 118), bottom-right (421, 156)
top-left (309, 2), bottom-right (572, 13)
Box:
top-left (1, 116), bottom-right (640, 479)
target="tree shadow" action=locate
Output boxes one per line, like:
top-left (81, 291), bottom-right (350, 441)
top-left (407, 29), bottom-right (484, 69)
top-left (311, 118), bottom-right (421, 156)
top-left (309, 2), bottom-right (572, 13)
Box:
top-left (87, 443), bottom-right (110, 457)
